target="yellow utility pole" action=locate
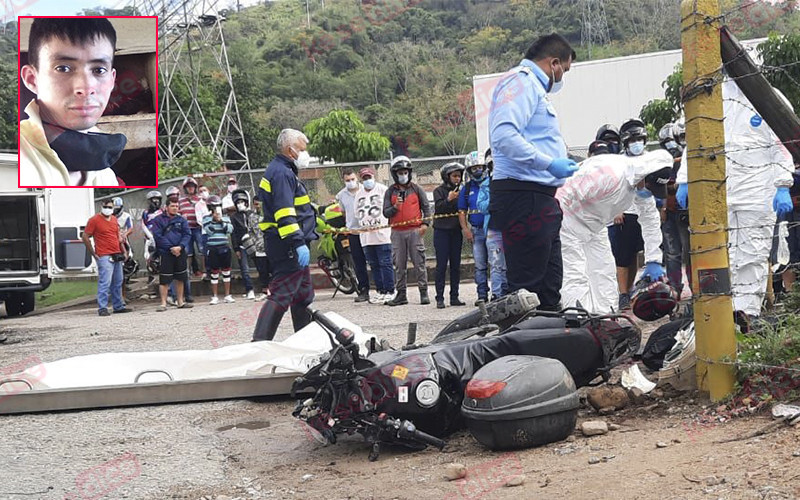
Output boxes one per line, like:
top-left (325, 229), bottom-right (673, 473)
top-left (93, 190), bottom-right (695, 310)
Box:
top-left (680, 0), bottom-right (737, 400)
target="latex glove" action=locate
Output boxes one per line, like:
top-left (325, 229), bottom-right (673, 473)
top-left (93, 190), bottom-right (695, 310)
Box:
top-left (296, 244), bottom-right (310, 267)
top-left (676, 183), bottom-right (688, 210)
top-left (642, 262), bottom-right (666, 282)
top-left (546, 158), bottom-right (578, 179)
top-left (773, 187), bottom-right (793, 217)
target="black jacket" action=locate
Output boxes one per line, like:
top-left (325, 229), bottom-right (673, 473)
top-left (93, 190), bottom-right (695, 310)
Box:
top-left (433, 183), bottom-right (461, 231)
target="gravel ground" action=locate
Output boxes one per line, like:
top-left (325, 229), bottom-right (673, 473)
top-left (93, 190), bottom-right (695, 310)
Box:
top-left (1, 284), bottom-right (799, 500)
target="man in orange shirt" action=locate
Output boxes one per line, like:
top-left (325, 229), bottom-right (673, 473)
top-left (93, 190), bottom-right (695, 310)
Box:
top-left (82, 200), bottom-right (132, 316)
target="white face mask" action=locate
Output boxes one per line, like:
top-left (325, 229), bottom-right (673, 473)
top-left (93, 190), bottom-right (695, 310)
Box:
top-left (101, 207), bottom-right (113, 216)
top-left (227, 184), bottom-right (237, 193)
top-left (549, 62), bottom-right (564, 94)
top-left (294, 150), bottom-right (311, 169)
top-left (345, 180), bottom-right (358, 190)
top-left (200, 191), bottom-right (209, 200)
top-left (236, 202), bottom-right (247, 212)
top-left (363, 178), bottom-right (375, 190)
top-left (397, 174), bottom-right (409, 185)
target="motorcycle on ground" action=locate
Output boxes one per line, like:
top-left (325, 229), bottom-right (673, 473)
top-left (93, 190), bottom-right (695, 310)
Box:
top-left (291, 291), bottom-right (641, 460)
top-left (315, 202), bottom-right (359, 296)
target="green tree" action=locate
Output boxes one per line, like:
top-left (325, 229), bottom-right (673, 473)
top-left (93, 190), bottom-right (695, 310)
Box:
top-left (639, 63), bottom-right (683, 138)
top-left (159, 145), bottom-right (222, 181)
top-left (0, 33), bottom-right (16, 149)
top-left (303, 110), bottom-right (390, 163)
top-left (759, 33), bottom-right (800, 113)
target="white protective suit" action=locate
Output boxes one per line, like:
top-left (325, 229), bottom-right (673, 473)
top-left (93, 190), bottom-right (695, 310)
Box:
top-left (677, 79), bottom-right (794, 316)
top-left (559, 150), bottom-right (674, 313)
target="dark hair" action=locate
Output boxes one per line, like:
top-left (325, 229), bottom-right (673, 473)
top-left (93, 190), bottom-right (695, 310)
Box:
top-left (167, 199), bottom-right (179, 206)
top-left (28, 18), bottom-right (117, 69)
top-left (342, 169), bottom-right (355, 177)
top-left (524, 33), bottom-right (576, 63)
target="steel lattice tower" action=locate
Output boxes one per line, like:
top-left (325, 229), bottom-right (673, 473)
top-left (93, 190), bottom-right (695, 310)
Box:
top-left (581, 0), bottom-right (610, 59)
top-left (134, 0), bottom-right (250, 172)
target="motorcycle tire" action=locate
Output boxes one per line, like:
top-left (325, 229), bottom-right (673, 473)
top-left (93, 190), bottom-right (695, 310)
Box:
top-left (333, 253), bottom-right (358, 295)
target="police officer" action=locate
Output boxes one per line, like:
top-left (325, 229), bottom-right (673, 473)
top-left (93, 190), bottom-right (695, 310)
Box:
top-left (488, 33), bottom-right (578, 310)
top-left (252, 129), bottom-right (318, 342)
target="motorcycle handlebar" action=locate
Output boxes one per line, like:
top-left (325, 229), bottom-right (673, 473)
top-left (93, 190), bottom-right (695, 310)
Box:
top-left (412, 428), bottom-right (446, 450)
top-left (309, 308), bottom-right (356, 347)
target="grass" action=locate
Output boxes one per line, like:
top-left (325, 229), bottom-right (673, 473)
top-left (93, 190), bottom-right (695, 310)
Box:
top-left (36, 280), bottom-right (97, 309)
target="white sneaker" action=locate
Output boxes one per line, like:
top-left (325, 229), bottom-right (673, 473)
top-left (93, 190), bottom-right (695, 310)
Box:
top-left (209, 296), bottom-right (219, 305)
top-left (223, 295), bottom-right (236, 303)
top-left (166, 296), bottom-right (177, 306)
top-left (246, 290), bottom-right (256, 300)
top-left (255, 293), bottom-right (268, 302)
top-left (382, 291), bottom-right (396, 304)
top-left (369, 293), bottom-right (385, 304)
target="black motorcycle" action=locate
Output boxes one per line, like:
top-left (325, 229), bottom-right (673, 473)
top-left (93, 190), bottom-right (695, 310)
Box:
top-left (291, 293), bottom-right (641, 461)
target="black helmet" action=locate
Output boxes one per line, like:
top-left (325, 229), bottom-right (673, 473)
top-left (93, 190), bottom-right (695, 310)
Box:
top-left (232, 189), bottom-right (250, 207)
top-left (390, 155), bottom-right (413, 185)
top-left (588, 140), bottom-right (610, 157)
top-left (596, 124), bottom-right (620, 143)
top-left (440, 162), bottom-right (464, 185)
top-left (123, 257), bottom-right (139, 278)
top-left (619, 118), bottom-right (648, 146)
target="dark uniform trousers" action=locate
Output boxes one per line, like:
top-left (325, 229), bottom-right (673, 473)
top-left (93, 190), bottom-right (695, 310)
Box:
top-left (489, 180), bottom-right (563, 310)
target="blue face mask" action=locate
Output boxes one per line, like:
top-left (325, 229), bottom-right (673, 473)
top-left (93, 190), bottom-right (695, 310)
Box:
top-left (363, 178), bottom-right (375, 190)
top-left (635, 188), bottom-right (653, 198)
top-left (628, 141), bottom-right (646, 156)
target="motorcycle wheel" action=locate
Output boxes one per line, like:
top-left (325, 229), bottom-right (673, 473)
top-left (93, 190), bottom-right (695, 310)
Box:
top-left (333, 253), bottom-right (358, 295)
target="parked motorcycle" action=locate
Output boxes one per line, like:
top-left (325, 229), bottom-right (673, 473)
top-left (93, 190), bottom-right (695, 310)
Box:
top-left (315, 202), bottom-right (358, 295)
top-left (291, 292), bottom-right (641, 460)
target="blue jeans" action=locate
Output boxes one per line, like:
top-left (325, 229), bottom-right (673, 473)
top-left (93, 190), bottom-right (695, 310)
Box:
top-left (97, 255), bottom-right (124, 312)
top-left (487, 228), bottom-right (508, 299)
top-left (663, 210), bottom-right (690, 295)
top-left (364, 244), bottom-right (394, 294)
top-left (188, 227), bottom-right (204, 256)
top-left (168, 275), bottom-right (192, 300)
top-left (349, 234), bottom-right (370, 294)
top-left (237, 250), bottom-right (254, 292)
top-left (472, 225), bottom-right (489, 300)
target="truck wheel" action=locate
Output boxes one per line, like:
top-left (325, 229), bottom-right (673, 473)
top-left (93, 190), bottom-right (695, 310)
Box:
top-left (3, 292), bottom-right (35, 317)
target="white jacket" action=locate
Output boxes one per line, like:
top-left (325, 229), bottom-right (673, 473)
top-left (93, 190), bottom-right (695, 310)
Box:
top-left (19, 100), bottom-right (119, 187)
top-left (677, 79), bottom-right (793, 211)
top-left (558, 150), bottom-right (674, 263)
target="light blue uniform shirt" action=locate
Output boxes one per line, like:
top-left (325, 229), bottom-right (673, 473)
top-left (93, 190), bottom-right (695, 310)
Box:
top-left (489, 59), bottom-right (568, 187)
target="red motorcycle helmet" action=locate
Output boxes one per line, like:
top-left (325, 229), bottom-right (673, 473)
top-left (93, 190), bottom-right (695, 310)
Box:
top-left (630, 277), bottom-right (679, 321)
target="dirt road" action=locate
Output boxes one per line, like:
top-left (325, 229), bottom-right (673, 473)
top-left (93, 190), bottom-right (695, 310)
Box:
top-left (1, 287), bottom-right (798, 500)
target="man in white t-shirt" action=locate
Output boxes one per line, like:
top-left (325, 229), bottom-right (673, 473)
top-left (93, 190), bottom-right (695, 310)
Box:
top-left (354, 167), bottom-right (395, 304)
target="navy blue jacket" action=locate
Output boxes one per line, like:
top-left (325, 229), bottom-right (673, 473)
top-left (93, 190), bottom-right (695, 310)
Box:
top-left (151, 212), bottom-right (191, 253)
top-left (256, 154), bottom-right (317, 246)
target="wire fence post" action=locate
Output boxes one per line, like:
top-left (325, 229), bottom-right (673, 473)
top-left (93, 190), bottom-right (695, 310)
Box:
top-left (681, 0), bottom-right (737, 400)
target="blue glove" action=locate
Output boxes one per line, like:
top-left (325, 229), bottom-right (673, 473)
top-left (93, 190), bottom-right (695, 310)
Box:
top-left (547, 158), bottom-right (579, 179)
top-left (773, 187), bottom-right (793, 217)
top-left (296, 245), bottom-right (310, 267)
top-left (676, 183), bottom-right (688, 210)
top-left (642, 262), bottom-right (666, 281)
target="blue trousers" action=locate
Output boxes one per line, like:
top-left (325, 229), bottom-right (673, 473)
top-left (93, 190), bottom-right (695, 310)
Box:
top-left (471, 225), bottom-right (489, 300)
top-left (364, 244), bottom-right (394, 294)
top-left (348, 234), bottom-right (370, 294)
top-left (96, 255), bottom-right (124, 312)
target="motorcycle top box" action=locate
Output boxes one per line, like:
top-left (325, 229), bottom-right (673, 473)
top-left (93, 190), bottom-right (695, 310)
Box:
top-left (462, 355), bottom-right (579, 451)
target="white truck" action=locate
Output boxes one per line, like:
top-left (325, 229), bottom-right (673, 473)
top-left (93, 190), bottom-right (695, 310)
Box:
top-left (0, 153), bottom-right (96, 316)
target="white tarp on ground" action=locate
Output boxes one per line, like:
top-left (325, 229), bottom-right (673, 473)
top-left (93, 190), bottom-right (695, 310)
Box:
top-left (2, 313), bottom-right (375, 391)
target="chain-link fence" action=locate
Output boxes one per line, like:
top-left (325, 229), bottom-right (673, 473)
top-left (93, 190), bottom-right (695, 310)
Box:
top-left (97, 155), bottom-right (490, 273)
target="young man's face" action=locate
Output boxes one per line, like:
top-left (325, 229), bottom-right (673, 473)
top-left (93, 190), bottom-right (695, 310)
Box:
top-left (21, 35), bottom-right (116, 131)
top-left (343, 173), bottom-right (357, 185)
top-left (167, 201), bottom-right (180, 215)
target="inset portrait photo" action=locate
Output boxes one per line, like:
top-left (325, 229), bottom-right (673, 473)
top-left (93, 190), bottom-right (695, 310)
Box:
top-left (18, 16), bottom-right (158, 188)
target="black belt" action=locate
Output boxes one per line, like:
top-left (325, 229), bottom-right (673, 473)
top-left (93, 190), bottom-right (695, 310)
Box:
top-left (491, 179), bottom-right (558, 197)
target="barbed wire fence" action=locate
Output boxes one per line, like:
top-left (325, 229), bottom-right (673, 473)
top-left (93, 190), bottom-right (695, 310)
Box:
top-left (678, 0), bottom-right (800, 398)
